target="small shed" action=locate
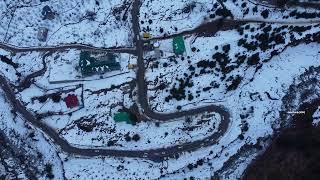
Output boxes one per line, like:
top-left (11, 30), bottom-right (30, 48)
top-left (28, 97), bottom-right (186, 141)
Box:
top-left (37, 27), bottom-right (48, 42)
top-left (114, 112), bottom-right (132, 124)
top-left (153, 42), bottom-right (161, 59)
top-left (172, 35), bottom-right (186, 55)
top-left (42, 5), bottom-right (55, 20)
top-left (128, 64), bottom-right (136, 69)
top-left (143, 32), bottom-right (151, 39)
top-left (64, 94), bottom-right (79, 108)
top-left (128, 55), bottom-right (137, 69)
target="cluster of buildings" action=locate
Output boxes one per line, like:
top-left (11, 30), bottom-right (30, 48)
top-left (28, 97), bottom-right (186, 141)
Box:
top-left (39, 33), bottom-right (186, 124)
top-left (143, 32), bottom-right (186, 56)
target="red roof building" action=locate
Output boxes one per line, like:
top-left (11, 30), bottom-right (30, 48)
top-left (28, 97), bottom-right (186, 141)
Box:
top-left (64, 94), bottom-right (79, 108)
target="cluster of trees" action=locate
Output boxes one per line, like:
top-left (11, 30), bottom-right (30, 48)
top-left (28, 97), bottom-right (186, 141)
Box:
top-left (212, 50), bottom-right (232, 75)
top-left (0, 55), bottom-right (18, 68)
top-left (275, 0), bottom-right (289, 7)
top-left (51, 94), bottom-right (61, 102)
top-left (238, 119), bottom-right (249, 140)
top-left (261, 9), bottom-right (269, 19)
top-left (44, 163), bottom-right (54, 179)
top-left (288, 9), bottom-right (320, 19)
top-left (226, 75), bottom-right (243, 91)
top-left (187, 158), bottom-right (205, 171)
top-left (197, 59), bottom-right (216, 70)
top-left (112, 1), bottom-right (131, 21)
top-left (305, 31), bottom-right (320, 43)
top-left (124, 133), bottom-right (141, 142)
top-left (238, 107), bottom-right (254, 140)
top-left (237, 24), bottom-right (286, 52)
top-left (247, 53), bottom-right (260, 66)
top-left (182, 1), bottom-right (196, 14)
top-left (76, 119), bottom-right (96, 132)
top-left (162, 22), bottom-right (318, 102)
top-left (165, 77), bottom-right (194, 102)
top-left (215, 8), bottom-right (232, 18)
top-left (36, 93), bottom-right (61, 103)
top-left (164, 42), bottom-right (247, 103)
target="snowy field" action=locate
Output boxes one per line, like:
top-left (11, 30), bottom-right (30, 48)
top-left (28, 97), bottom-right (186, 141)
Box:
top-left (61, 111), bottom-right (221, 150)
top-left (225, 0), bottom-right (320, 21)
top-left (0, 0), bottom-right (133, 47)
top-left (139, 0), bottom-right (227, 37)
top-left (0, 90), bottom-right (64, 179)
top-left (0, 50), bottom-right (44, 84)
top-left (139, 0), bottom-right (320, 38)
top-left (145, 22), bottom-right (320, 112)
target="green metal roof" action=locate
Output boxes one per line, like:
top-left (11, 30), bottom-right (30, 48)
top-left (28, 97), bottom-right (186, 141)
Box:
top-left (79, 51), bottom-right (120, 76)
top-left (114, 112), bottom-right (132, 124)
top-left (173, 35), bottom-right (186, 55)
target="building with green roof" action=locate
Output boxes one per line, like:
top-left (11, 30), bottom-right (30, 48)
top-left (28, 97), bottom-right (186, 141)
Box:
top-left (114, 112), bottom-right (133, 124)
top-left (173, 35), bottom-right (186, 55)
top-left (79, 51), bottom-right (121, 76)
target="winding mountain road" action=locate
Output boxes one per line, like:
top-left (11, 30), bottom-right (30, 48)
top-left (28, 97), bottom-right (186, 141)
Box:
top-left (1, 0), bottom-right (317, 162)
top-left (0, 74), bottom-right (229, 162)
top-left (0, 0), bottom-right (232, 162)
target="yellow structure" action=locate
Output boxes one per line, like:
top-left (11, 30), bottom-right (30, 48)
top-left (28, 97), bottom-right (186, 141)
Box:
top-left (143, 33), bottom-right (151, 39)
top-left (128, 64), bottom-right (137, 69)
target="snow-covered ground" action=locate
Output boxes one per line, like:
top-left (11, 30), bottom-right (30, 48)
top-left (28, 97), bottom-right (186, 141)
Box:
top-left (159, 43), bottom-right (320, 179)
top-left (7, 42), bottom-right (317, 180)
top-left (224, 0), bottom-right (320, 21)
top-left (0, 90), bottom-right (64, 179)
top-left (140, 0), bottom-right (226, 37)
top-left (62, 42), bottom-right (320, 179)
top-left (61, 111), bottom-right (221, 150)
top-left (1, 0), bottom-right (320, 179)
top-left (139, 0), bottom-right (320, 38)
top-left (15, 50), bottom-right (222, 150)
top-left (0, 50), bottom-right (44, 84)
top-left (19, 84), bottom-right (84, 115)
top-left (0, 0), bottom-right (133, 47)
top-left (145, 22), bottom-right (320, 113)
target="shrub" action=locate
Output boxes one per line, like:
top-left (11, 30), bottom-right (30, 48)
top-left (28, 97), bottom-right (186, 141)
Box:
top-left (38, 96), bottom-right (47, 103)
top-left (247, 53), bottom-right (260, 65)
top-left (132, 134), bottom-right (140, 142)
top-left (51, 94), bottom-right (61, 103)
top-left (226, 75), bottom-right (242, 91)
top-left (44, 163), bottom-right (54, 179)
top-left (261, 9), bottom-right (269, 19)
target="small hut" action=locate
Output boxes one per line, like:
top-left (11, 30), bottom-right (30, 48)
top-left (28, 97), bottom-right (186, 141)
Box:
top-left (37, 27), bottom-right (48, 42)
